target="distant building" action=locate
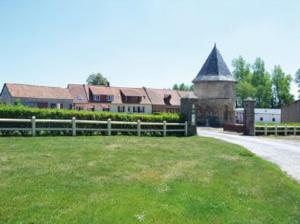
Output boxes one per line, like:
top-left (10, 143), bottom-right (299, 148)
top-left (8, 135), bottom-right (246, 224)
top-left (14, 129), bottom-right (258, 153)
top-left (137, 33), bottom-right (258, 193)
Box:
top-left (144, 88), bottom-right (182, 113)
top-left (281, 100), bottom-right (300, 122)
top-left (235, 108), bottom-right (281, 123)
top-left (68, 84), bottom-right (152, 113)
top-left (0, 83), bottom-right (73, 109)
top-left (0, 84), bottom-right (192, 114)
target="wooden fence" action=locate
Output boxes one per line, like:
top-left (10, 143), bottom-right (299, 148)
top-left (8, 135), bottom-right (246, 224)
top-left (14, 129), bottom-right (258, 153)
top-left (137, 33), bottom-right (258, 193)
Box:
top-left (255, 125), bottom-right (300, 136)
top-left (0, 117), bottom-right (188, 137)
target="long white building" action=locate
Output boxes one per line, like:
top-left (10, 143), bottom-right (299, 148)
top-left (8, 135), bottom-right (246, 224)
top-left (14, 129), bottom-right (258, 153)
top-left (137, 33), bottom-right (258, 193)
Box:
top-left (235, 108), bottom-right (281, 123)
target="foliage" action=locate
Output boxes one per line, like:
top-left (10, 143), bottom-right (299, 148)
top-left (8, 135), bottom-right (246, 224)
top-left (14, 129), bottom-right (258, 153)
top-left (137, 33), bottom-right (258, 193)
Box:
top-left (86, 72), bottom-right (109, 86)
top-left (0, 105), bottom-right (181, 122)
top-left (172, 83), bottom-right (193, 91)
top-left (295, 68), bottom-right (300, 99)
top-left (232, 57), bottom-right (294, 108)
top-left (272, 66), bottom-right (294, 107)
top-left (232, 57), bottom-right (255, 106)
top-left (251, 58), bottom-right (273, 108)
top-left (1, 136), bottom-right (300, 223)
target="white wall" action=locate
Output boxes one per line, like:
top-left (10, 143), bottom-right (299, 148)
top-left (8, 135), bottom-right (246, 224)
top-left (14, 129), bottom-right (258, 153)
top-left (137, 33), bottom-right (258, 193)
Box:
top-left (235, 108), bottom-right (281, 123)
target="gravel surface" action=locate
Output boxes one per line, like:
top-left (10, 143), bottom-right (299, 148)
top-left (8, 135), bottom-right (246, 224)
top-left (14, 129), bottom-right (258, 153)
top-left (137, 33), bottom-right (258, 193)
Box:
top-left (198, 127), bottom-right (300, 182)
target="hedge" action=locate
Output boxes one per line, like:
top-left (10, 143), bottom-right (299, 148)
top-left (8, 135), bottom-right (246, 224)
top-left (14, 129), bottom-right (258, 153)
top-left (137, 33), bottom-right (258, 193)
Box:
top-left (0, 105), bottom-right (182, 122)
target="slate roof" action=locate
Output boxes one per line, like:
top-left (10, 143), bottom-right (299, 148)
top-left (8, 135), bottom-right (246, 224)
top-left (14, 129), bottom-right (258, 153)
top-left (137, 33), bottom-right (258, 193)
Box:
top-left (3, 83), bottom-right (73, 100)
top-left (193, 44), bottom-right (235, 82)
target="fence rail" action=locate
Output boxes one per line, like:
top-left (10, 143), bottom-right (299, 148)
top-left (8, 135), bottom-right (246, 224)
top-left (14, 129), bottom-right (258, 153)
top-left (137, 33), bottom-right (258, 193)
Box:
top-left (0, 117), bottom-right (188, 137)
top-left (255, 125), bottom-right (300, 136)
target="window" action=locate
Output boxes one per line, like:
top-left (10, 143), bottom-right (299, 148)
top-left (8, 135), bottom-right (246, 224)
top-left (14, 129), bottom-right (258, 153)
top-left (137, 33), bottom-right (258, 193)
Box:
top-left (93, 95), bottom-right (100, 102)
top-left (128, 106), bottom-right (131, 112)
top-left (103, 108), bottom-right (110, 112)
top-left (272, 118), bottom-right (276, 122)
top-left (107, 95), bottom-right (113, 102)
top-left (133, 106), bottom-right (137, 113)
top-left (141, 106), bottom-right (145, 113)
top-left (260, 117), bottom-right (263, 121)
top-left (50, 103), bottom-right (56, 108)
top-left (118, 106), bottom-right (125, 112)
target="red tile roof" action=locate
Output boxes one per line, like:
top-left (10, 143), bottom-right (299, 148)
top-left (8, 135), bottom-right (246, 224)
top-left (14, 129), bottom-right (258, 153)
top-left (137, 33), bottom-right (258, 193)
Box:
top-left (5, 83), bottom-right (73, 100)
top-left (145, 88), bottom-right (181, 106)
top-left (68, 84), bottom-right (89, 103)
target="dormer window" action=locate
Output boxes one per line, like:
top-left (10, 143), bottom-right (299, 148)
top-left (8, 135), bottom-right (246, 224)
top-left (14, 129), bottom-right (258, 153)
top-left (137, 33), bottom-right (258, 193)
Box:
top-left (107, 95), bottom-right (113, 102)
top-left (93, 95), bottom-right (100, 102)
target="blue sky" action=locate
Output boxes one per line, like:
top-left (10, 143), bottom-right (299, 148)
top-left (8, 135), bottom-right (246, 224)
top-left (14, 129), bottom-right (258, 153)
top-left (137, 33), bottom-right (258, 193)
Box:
top-left (0, 0), bottom-right (299, 97)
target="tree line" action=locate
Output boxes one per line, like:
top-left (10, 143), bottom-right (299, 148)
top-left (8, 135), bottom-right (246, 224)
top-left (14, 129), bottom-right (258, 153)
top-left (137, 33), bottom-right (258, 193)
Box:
top-left (233, 56), bottom-right (297, 108)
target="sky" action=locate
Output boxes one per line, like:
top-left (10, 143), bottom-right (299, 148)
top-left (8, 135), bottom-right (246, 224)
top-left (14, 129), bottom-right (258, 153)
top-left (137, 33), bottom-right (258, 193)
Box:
top-left (0, 0), bottom-right (299, 97)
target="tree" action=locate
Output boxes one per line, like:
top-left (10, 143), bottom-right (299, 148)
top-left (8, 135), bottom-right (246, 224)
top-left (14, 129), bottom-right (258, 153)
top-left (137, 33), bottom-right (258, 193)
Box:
top-left (172, 83), bottom-right (193, 91)
top-left (272, 65), bottom-right (294, 108)
top-left (232, 56), bottom-right (255, 106)
top-left (86, 73), bottom-right (109, 86)
top-left (232, 56), bottom-right (252, 82)
top-left (251, 58), bottom-right (272, 108)
top-left (295, 69), bottom-right (300, 99)
top-left (173, 84), bottom-right (179, 90)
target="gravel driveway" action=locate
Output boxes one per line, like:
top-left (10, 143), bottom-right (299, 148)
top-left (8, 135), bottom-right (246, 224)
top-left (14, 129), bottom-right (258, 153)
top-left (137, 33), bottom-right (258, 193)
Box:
top-left (198, 128), bottom-right (300, 182)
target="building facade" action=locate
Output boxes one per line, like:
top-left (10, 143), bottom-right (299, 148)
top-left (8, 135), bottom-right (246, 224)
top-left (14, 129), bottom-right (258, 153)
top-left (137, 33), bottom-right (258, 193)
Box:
top-left (235, 108), bottom-right (281, 123)
top-left (0, 83), bottom-right (73, 109)
top-left (281, 100), bottom-right (300, 122)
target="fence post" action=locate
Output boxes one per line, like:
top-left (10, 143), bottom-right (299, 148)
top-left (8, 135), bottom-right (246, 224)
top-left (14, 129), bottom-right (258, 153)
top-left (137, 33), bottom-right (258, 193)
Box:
top-left (185, 121), bottom-right (188, 136)
top-left (275, 125), bottom-right (278, 136)
top-left (137, 120), bottom-right (141, 136)
top-left (163, 121), bottom-right (167, 137)
top-left (294, 127), bottom-right (297, 136)
top-left (285, 125), bottom-right (287, 136)
top-left (264, 124), bottom-right (267, 136)
top-left (31, 116), bottom-right (36, 136)
top-left (72, 117), bottom-right (76, 136)
top-left (107, 119), bottom-right (111, 136)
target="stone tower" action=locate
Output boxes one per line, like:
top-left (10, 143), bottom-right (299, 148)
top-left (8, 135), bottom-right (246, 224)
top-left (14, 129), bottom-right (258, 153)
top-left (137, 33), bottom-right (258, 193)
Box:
top-left (192, 44), bottom-right (236, 126)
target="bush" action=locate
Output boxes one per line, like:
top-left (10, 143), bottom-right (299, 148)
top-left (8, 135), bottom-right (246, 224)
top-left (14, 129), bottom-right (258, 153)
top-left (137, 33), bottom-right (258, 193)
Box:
top-left (0, 105), bottom-right (186, 136)
top-left (0, 105), bottom-right (182, 122)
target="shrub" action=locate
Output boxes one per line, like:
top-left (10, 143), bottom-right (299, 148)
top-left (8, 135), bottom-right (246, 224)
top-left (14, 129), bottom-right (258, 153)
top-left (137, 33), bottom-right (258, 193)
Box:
top-left (0, 105), bottom-right (182, 122)
top-left (0, 105), bottom-right (185, 136)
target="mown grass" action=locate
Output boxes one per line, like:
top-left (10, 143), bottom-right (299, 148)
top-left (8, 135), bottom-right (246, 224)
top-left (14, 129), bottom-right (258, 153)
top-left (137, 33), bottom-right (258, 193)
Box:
top-left (0, 136), bottom-right (300, 223)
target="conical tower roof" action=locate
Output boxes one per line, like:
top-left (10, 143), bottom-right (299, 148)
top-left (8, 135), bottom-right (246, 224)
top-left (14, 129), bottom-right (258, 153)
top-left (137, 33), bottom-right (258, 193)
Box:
top-left (193, 44), bottom-right (235, 82)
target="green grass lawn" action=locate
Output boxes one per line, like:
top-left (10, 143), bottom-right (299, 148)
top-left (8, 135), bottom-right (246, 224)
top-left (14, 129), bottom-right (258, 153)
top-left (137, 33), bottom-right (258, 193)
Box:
top-left (1, 136), bottom-right (300, 224)
top-left (256, 122), bottom-right (300, 126)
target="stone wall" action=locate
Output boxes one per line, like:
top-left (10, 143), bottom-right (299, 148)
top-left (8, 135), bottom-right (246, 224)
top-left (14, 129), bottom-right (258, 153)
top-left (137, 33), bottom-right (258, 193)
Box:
top-left (193, 81), bottom-right (235, 100)
top-left (193, 81), bottom-right (236, 127)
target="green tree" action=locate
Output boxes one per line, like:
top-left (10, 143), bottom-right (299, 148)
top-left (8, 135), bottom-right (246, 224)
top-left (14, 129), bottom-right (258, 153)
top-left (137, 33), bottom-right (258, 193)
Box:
top-left (251, 58), bottom-right (272, 108)
top-left (295, 68), bottom-right (300, 99)
top-left (173, 84), bottom-right (179, 90)
top-left (172, 83), bottom-right (193, 91)
top-left (86, 73), bottom-right (109, 86)
top-left (272, 65), bottom-right (294, 108)
top-left (232, 56), bottom-right (255, 107)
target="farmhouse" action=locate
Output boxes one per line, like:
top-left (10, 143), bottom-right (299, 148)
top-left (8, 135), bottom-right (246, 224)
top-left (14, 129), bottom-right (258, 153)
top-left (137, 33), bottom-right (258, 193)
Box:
top-left (0, 83), bottom-right (73, 109)
top-left (144, 88), bottom-right (182, 113)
